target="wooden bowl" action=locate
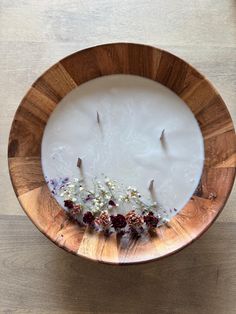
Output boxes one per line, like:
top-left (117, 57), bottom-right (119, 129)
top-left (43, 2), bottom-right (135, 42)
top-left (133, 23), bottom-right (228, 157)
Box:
top-left (8, 43), bottom-right (236, 264)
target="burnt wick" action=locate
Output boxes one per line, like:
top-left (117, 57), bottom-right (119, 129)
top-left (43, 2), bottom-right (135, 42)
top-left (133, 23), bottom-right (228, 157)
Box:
top-left (97, 111), bottom-right (100, 124)
top-left (160, 129), bottom-right (165, 141)
top-left (149, 179), bottom-right (154, 191)
top-left (77, 157), bottom-right (82, 168)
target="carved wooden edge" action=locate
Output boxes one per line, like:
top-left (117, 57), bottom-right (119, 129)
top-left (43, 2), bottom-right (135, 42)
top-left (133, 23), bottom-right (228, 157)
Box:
top-left (8, 43), bottom-right (236, 264)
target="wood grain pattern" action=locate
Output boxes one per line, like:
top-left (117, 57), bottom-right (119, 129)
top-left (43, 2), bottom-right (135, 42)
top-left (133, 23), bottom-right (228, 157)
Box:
top-left (8, 43), bottom-right (236, 264)
top-left (8, 87), bottom-right (57, 158)
top-left (33, 63), bottom-right (77, 103)
top-left (8, 157), bottom-right (44, 196)
top-left (1, 1), bottom-right (236, 312)
top-left (205, 130), bottom-right (236, 168)
top-left (0, 216), bottom-right (236, 314)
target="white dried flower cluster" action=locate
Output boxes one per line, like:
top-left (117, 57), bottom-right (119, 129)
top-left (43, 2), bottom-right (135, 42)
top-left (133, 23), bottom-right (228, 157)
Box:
top-left (47, 176), bottom-right (174, 232)
top-left (104, 177), bottom-right (116, 190)
top-left (51, 176), bottom-right (161, 218)
top-left (59, 178), bottom-right (80, 202)
top-left (120, 186), bottom-right (141, 203)
top-left (90, 178), bottom-right (118, 213)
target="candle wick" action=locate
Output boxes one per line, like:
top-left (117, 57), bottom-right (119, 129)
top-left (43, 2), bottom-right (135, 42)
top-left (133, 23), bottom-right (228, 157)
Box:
top-left (77, 157), bottom-right (85, 182)
top-left (149, 179), bottom-right (154, 191)
top-left (97, 111), bottom-right (100, 124)
top-left (77, 157), bottom-right (82, 168)
top-left (96, 111), bottom-right (104, 137)
top-left (160, 129), bottom-right (165, 141)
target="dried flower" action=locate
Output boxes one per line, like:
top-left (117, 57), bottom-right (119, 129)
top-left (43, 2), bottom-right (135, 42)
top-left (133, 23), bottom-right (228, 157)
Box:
top-left (96, 211), bottom-right (111, 229)
top-left (83, 211), bottom-right (95, 225)
top-left (85, 194), bottom-right (93, 202)
top-left (64, 199), bottom-right (74, 209)
top-left (69, 205), bottom-right (81, 219)
top-left (111, 214), bottom-right (127, 229)
top-left (108, 200), bottom-right (116, 207)
top-left (73, 204), bottom-right (81, 212)
top-left (53, 175), bottom-right (170, 235)
top-left (144, 212), bottom-right (159, 228)
top-left (125, 210), bottom-right (143, 228)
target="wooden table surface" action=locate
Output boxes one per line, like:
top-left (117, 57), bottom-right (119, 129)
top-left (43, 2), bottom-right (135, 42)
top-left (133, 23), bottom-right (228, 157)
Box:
top-left (0, 1), bottom-right (235, 313)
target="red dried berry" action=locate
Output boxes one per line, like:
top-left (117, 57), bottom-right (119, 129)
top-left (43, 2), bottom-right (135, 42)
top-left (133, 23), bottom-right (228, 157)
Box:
top-left (111, 214), bottom-right (127, 229)
top-left (83, 211), bottom-right (95, 224)
top-left (64, 200), bottom-right (74, 209)
top-left (108, 200), bottom-right (116, 207)
top-left (144, 212), bottom-right (159, 228)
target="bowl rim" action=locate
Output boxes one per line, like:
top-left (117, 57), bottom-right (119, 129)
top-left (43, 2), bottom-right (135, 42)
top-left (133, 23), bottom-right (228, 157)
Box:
top-left (8, 42), bottom-right (236, 264)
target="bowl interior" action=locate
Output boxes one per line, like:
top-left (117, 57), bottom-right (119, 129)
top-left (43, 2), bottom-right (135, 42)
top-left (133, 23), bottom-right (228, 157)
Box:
top-left (8, 43), bottom-right (236, 264)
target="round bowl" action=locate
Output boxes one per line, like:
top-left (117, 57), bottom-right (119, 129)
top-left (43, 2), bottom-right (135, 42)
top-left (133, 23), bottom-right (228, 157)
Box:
top-left (8, 43), bottom-right (236, 264)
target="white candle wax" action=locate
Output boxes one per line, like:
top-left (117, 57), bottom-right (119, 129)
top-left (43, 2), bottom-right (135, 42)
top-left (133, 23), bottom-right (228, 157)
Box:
top-left (41, 74), bottom-right (204, 219)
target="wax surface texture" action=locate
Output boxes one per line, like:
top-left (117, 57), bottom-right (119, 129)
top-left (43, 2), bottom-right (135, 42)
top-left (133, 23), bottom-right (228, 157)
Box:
top-left (41, 75), bottom-right (204, 218)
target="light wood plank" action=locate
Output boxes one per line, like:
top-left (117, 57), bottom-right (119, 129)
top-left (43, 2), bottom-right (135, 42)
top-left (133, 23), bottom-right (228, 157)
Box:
top-left (0, 216), bottom-right (236, 314)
